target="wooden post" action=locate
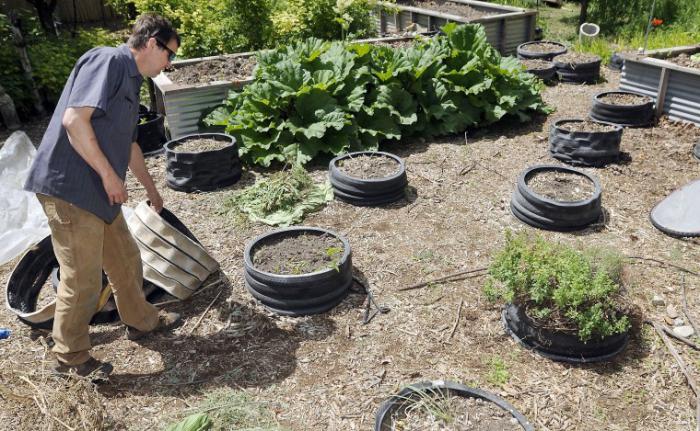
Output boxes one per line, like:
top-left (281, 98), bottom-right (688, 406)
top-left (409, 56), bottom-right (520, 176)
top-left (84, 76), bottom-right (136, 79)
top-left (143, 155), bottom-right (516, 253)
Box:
top-left (8, 11), bottom-right (46, 116)
top-left (0, 84), bottom-right (22, 131)
top-left (655, 67), bottom-right (670, 119)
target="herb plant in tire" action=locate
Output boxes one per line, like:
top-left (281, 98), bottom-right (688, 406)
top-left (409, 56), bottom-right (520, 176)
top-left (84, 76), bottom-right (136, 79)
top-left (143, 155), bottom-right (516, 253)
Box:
top-left (329, 151), bottom-right (408, 206)
top-left (244, 227), bottom-right (353, 316)
top-left (510, 165), bottom-right (603, 231)
top-left (553, 52), bottom-right (601, 84)
top-left (589, 91), bottom-right (655, 127)
top-left (485, 233), bottom-right (630, 363)
top-left (549, 118), bottom-right (623, 166)
top-left (164, 133), bottom-right (242, 192)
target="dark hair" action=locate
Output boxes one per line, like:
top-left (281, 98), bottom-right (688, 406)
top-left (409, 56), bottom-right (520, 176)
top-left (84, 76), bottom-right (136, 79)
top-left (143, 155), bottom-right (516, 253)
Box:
top-left (127, 13), bottom-right (180, 49)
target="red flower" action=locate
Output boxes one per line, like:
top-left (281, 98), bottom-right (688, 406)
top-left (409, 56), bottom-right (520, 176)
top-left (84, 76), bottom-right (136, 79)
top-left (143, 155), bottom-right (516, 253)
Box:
top-left (651, 18), bottom-right (663, 27)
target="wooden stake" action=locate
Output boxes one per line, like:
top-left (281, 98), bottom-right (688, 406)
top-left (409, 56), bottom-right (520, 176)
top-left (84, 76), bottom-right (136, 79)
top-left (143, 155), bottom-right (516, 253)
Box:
top-left (399, 267), bottom-right (487, 291)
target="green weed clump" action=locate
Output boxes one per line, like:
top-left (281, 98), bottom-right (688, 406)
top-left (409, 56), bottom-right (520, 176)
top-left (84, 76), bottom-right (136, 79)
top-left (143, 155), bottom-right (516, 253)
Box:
top-left (484, 232), bottom-right (630, 342)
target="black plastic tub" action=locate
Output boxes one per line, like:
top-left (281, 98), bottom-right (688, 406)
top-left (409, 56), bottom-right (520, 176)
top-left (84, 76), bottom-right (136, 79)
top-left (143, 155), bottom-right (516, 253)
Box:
top-left (502, 303), bottom-right (629, 363)
top-left (549, 118), bottom-right (623, 167)
top-left (164, 133), bottom-right (242, 192)
top-left (243, 227), bottom-right (353, 316)
top-left (137, 111), bottom-right (167, 156)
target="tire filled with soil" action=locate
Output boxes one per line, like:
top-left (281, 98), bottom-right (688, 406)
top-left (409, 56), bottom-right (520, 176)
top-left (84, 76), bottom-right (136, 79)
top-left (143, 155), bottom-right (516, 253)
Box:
top-left (137, 110), bottom-right (167, 156)
top-left (329, 151), bottom-right (408, 206)
top-left (374, 380), bottom-right (534, 431)
top-left (549, 118), bottom-right (623, 166)
top-left (502, 303), bottom-right (629, 363)
top-left (553, 52), bottom-right (601, 84)
top-left (164, 133), bottom-right (241, 192)
top-left (589, 91), bottom-right (655, 127)
top-left (517, 41), bottom-right (567, 61)
top-left (521, 59), bottom-right (556, 82)
top-left (510, 165), bottom-right (602, 231)
top-left (243, 227), bottom-right (353, 316)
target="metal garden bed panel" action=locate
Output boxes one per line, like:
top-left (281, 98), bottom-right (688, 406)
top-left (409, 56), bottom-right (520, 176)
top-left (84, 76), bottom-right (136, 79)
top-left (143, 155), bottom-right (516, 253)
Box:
top-left (620, 45), bottom-right (700, 125)
top-left (151, 36), bottom-right (424, 139)
top-left (374, 0), bottom-right (536, 55)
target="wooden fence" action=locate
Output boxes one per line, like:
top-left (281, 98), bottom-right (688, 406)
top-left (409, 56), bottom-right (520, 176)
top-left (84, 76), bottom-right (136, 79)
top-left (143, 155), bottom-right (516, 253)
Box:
top-left (3, 0), bottom-right (121, 24)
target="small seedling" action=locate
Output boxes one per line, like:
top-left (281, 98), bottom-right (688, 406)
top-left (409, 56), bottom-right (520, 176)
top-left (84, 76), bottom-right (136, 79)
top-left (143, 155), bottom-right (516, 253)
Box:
top-left (486, 357), bottom-right (510, 387)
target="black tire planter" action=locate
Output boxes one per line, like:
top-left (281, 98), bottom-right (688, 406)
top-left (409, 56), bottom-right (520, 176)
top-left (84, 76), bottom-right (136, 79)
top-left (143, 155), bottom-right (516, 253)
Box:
top-left (524, 62), bottom-right (556, 82)
top-left (329, 151), bottom-right (407, 206)
top-left (502, 303), bottom-right (629, 363)
top-left (553, 56), bottom-right (601, 84)
top-left (5, 236), bottom-right (162, 329)
top-left (516, 41), bottom-right (567, 61)
top-left (374, 380), bottom-right (534, 431)
top-left (549, 118), bottom-right (623, 167)
top-left (510, 165), bottom-right (603, 231)
top-left (164, 133), bottom-right (242, 192)
top-left (609, 52), bottom-right (624, 71)
top-left (243, 227), bottom-right (353, 316)
top-left (137, 111), bottom-right (167, 156)
top-left (589, 91), bottom-right (655, 127)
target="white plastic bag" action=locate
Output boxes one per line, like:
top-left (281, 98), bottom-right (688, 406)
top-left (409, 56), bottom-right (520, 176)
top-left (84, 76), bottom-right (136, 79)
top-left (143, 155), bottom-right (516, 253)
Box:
top-left (0, 131), bottom-right (49, 265)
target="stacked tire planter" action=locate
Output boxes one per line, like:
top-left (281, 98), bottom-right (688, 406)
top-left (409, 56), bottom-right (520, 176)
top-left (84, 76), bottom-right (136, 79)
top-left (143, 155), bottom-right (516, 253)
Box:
top-left (516, 41), bottom-right (567, 61)
top-left (5, 236), bottom-right (161, 329)
top-left (553, 53), bottom-right (602, 84)
top-left (522, 60), bottom-right (557, 82)
top-left (510, 165), bottom-right (603, 231)
top-left (164, 133), bottom-right (242, 192)
top-left (243, 227), bottom-right (353, 316)
top-left (549, 118), bottom-right (623, 167)
top-left (137, 110), bottom-right (168, 156)
top-left (501, 303), bottom-right (629, 363)
top-left (329, 151), bottom-right (408, 206)
top-left (374, 380), bottom-right (534, 431)
top-left (589, 91), bottom-right (655, 127)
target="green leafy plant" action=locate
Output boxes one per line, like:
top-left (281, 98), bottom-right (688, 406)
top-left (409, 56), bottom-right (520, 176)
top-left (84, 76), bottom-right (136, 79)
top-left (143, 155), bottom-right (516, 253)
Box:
top-left (218, 164), bottom-right (333, 226)
top-left (206, 23), bottom-right (550, 166)
top-left (486, 356), bottom-right (510, 387)
top-left (165, 413), bottom-right (212, 431)
top-left (484, 232), bottom-right (630, 342)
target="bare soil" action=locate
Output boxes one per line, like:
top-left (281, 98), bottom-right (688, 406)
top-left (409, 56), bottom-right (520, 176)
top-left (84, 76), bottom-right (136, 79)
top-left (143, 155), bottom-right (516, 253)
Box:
top-left (389, 394), bottom-right (522, 430)
top-left (526, 170), bottom-right (596, 201)
top-left (252, 232), bottom-right (344, 275)
top-left (3, 69), bottom-right (700, 431)
top-left (553, 52), bottom-right (600, 64)
top-left (398, 0), bottom-right (495, 19)
top-left (338, 154), bottom-right (401, 179)
top-left (170, 138), bottom-right (231, 153)
top-left (520, 42), bottom-right (565, 54)
top-left (663, 53), bottom-right (700, 70)
top-left (521, 59), bottom-right (553, 70)
top-left (167, 56), bottom-right (257, 85)
top-left (557, 120), bottom-right (619, 133)
top-left (598, 92), bottom-right (653, 106)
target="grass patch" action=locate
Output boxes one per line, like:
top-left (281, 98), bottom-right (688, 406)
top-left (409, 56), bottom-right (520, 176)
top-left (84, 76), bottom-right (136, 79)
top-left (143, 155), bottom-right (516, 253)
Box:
top-left (486, 356), bottom-right (510, 387)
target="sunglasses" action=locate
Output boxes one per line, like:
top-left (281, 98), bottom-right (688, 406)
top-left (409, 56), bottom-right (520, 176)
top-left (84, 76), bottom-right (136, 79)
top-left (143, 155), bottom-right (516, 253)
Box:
top-left (154, 38), bottom-right (176, 62)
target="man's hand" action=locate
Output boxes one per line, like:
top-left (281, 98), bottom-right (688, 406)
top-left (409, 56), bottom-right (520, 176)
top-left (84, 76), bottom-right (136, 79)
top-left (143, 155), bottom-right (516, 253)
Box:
top-left (102, 171), bottom-right (128, 205)
top-left (147, 188), bottom-right (163, 213)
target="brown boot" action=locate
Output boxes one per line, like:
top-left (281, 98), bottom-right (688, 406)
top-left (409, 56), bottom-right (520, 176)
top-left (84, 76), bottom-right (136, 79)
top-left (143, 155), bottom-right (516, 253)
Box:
top-left (52, 357), bottom-right (113, 382)
top-left (126, 310), bottom-right (182, 341)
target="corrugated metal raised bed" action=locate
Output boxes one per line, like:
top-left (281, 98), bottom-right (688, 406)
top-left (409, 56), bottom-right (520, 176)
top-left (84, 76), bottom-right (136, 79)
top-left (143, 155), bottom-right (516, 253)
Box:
top-left (620, 45), bottom-right (700, 125)
top-left (374, 0), bottom-right (536, 55)
top-left (152, 35), bottom-right (424, 139)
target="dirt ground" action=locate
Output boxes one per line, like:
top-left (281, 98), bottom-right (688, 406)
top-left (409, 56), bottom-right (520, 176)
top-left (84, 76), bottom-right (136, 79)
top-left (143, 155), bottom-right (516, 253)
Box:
top-left (2, 69), bottom-right (700, 431)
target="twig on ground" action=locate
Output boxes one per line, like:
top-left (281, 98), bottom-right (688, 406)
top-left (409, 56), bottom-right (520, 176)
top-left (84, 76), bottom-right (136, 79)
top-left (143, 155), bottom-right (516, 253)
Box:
top-left (648, 321), bottom-right (698, 396)
top-left (153, 279), bottom-right (223, 307)
top-left (682, 274), bottom-right (700, 337)
top-left (398, 267), bottom-right (488, 291)
top-left (459, 162), bottom-right (476, 176)
top-left (188, 288), bottom-right (224, 335)
top-left (448, 300), bottom-right (464, 340)
top-left (659, 324), bottom-right (700, 351)
top-left (627, 256), bottom-right (700, 278)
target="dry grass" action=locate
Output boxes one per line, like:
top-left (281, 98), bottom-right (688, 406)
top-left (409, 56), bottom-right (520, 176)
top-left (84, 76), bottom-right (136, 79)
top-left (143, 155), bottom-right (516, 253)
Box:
top-left (2, 69), bottom-right (700, 430)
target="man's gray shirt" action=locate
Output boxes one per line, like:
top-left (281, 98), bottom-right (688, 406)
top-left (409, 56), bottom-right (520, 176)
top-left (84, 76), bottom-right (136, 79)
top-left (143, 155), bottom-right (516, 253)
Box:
top-left (25, 44), bottom-right (142, 223)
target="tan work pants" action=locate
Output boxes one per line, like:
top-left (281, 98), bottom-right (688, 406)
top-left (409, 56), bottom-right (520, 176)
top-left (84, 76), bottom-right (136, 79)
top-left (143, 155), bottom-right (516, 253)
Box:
top-left (38, 194), bottom-right (159, 365)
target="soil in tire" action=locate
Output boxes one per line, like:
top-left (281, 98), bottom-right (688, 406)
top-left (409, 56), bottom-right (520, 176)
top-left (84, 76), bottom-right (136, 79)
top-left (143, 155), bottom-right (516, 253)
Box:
top-left (171, 138), bottom-right (231, 153)
top-left (527, 170), bottom-right (595, 201)
top-left (337, 154), bottom-right (400, 179)
top-left (554, 52), bottom-right (600, 64)
top-left (598, 93), bottom-right (652, 105)
top-left (558, 120), bottom-right (618, 133)
top-left (520, 42), bottom-right (564, 54)
top-left (389, 394), bottom-right (523, 430)
top-left (252, 233), bottom-right (344, 275)
top-left (521, 59), bottom-right (552, 70)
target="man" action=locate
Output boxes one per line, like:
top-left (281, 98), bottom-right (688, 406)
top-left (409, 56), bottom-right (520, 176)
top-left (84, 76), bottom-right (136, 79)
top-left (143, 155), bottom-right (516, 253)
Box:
top-left (24, 13), bottom-right (182, 379)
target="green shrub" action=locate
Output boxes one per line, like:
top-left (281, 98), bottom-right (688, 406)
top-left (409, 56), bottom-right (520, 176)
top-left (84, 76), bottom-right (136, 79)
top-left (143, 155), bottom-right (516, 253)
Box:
top-left (205, 23), bottom-right (550, 166)
top-left (484, 232), bottom-right (630, 342)
top-left (589, 0), bottom-right (700, 38)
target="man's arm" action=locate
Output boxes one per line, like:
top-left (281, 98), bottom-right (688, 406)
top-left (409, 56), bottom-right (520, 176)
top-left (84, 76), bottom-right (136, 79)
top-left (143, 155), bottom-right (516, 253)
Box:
top-left (128, 142), bottom-right (163, 212)
top-left (62, 106), bottom-right (127, 206)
